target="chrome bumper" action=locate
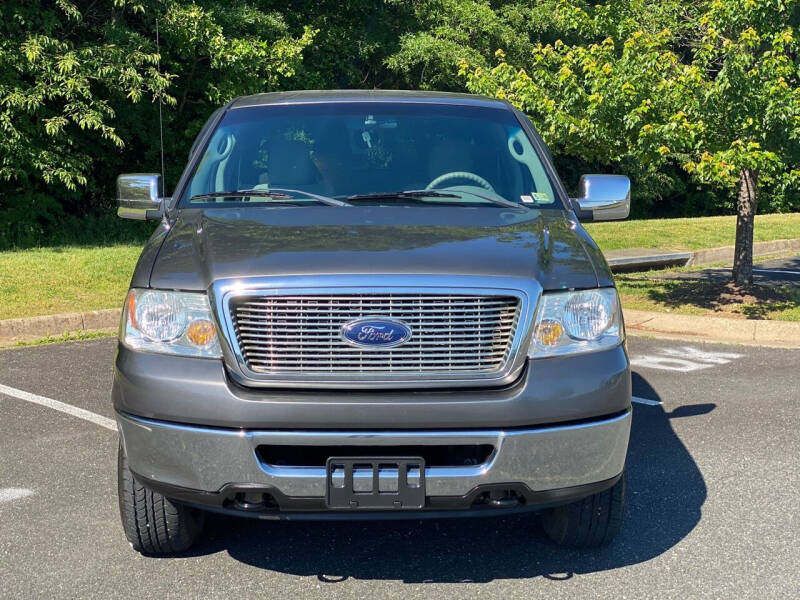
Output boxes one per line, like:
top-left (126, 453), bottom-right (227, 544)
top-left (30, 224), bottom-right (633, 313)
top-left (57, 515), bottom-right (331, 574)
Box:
top-left (118, 410), bottom-right (631, 500)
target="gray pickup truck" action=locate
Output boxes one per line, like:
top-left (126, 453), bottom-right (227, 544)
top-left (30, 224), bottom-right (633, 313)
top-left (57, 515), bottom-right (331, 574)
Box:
top-left (114, 90), bottom-right (632, 555)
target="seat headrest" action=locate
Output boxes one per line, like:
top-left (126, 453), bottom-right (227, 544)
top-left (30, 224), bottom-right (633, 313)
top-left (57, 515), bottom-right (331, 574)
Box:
top-left (268, 140), bottom-right (317, 187)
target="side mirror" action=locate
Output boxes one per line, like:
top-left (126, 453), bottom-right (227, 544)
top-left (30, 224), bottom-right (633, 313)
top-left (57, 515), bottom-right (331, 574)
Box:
top-left (573, 174), bottom-right (631, 221)
top-left (117, 174), bottom-right (165, 220)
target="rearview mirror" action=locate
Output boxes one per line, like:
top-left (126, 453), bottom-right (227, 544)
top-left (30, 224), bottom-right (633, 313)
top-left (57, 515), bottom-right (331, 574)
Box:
top-left (117, 174), bottom-right (164, 220)
top-left (573, 174), bottom-right (631, 221)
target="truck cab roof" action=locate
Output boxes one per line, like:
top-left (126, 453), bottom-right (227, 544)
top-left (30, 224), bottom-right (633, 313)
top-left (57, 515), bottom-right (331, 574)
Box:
top-left (229, 89), bottom-right (511, 110)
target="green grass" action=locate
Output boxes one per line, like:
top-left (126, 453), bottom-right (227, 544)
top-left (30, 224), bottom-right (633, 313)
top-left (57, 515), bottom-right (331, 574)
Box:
top-left (1, 330), bottom-right (116, 349)
top-left (0, 245), bottom-right (142, 320)
top-left (584, 212), bottom-right (800, 251)
top-left (1, 212), bottom-right (798, 321)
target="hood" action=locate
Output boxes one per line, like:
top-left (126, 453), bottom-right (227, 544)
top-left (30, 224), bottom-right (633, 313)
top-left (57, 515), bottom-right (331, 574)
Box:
top-left (149, 206), bottom-right (602, 291)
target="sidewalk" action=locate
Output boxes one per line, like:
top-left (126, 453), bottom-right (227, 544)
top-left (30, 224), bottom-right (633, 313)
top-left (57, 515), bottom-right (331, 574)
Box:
top-left (624, 309), bottom-right (800, 348)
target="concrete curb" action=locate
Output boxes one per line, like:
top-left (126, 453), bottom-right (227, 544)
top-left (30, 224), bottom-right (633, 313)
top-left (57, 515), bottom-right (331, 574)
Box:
top-left (624, 308), bottom-right (800, 348)
top-left (688, 238), bottom-right (800, 266)
top-left (605, 250), bottom-right (692, 270)
top-left (605, 238), bottom-right (800, 271)
top-left (1, 305), bottom-right (797, 349)
top-left (0, 309), bottom-right (120, 345)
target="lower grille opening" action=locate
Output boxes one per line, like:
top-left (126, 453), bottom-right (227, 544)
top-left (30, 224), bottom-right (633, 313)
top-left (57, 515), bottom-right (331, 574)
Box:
top-left (257, 444), bottom-right (495, 468)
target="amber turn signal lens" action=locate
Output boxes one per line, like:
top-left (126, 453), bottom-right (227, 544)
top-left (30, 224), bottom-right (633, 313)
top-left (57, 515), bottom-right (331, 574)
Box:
top-left (535, 319), bottom-right (563, 346)
top-left (126, 291), bottom-right (137, 329)
top-left (186, 319), bottom-right (216, 347)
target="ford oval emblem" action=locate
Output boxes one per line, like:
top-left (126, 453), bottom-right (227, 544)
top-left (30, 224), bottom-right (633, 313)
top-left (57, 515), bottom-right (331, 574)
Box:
top-left (340, 317), bottom-right (412, 348)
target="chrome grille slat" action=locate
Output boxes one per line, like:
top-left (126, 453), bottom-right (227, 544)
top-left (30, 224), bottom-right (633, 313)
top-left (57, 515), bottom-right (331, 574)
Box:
top-left (235, 305), bottom-right (515, 313)
top-left (242, 343), bottom-right (506, 350)
top-left (230, 293), bottom-right (521, 377)
top-left (245, 357), bottom-right (507, 365)
top-left (234, 322), bottom-right (516, 331)
top-left (236, 332), bottom-right (511, 341)
top-left (242, 348), bottom-right (505, 362)
top-left (235, 320), bottom-right (514, 327)
top-left (234, 309), bottom-right (516, 317)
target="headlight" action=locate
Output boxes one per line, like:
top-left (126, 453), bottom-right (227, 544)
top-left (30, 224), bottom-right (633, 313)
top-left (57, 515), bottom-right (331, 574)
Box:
top-left (529, 288), bottom-right (623, 358)
top-left (121, 289), bottom-right (222, 358)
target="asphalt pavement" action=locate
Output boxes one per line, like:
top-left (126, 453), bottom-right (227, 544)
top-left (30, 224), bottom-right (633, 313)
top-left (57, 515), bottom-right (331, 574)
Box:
top-left (1, 337), bottom-right (799, 598)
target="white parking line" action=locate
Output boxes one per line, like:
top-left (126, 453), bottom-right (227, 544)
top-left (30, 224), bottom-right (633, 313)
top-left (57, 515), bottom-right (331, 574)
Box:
top-left (632, 396), bottom-right (662, 406)
top-left (0, 488), bottom-right (34, 504)
top-left (0, 383), bottom-right (117, 431)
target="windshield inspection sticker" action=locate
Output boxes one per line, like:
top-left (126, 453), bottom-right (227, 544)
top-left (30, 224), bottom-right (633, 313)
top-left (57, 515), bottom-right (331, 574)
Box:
top-left (522, 193), bottom-right (549, 204)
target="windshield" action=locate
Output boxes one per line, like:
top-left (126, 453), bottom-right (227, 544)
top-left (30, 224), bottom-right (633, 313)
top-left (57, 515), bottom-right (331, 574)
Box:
top-left (179, 102), bottom-right (560, 209)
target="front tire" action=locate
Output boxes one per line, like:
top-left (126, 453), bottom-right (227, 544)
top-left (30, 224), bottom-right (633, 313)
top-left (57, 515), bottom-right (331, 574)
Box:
top-left (541, 470), bottom-right (626, 548)
top-left (117, 444), bottom-right (205, 555)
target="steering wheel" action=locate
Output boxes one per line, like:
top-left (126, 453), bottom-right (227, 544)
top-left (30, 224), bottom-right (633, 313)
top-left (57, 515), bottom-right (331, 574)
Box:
top-left (426, 171), bottom-right (494, 192)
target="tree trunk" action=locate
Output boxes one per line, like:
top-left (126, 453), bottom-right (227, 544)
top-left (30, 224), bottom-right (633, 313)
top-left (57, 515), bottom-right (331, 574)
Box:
top-left (732, 168), bottom-right (758, 286)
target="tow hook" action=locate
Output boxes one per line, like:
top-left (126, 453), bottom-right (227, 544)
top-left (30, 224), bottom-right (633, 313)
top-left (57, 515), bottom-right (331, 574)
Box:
top-left (232, 492), bottom-right (271, 512)
top-left (487, 490), bottom-right (521, 508)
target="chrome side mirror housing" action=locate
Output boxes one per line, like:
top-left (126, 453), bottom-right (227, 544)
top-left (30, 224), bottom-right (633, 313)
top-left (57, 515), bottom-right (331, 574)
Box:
top-left (117, 174), bottom-right (165, 220)
top-left (573, 174), bottom-right (631, 221)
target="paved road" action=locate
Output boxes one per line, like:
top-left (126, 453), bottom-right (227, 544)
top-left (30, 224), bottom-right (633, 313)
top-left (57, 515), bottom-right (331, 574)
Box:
top-left (1, 337), bottom-right (799, 598)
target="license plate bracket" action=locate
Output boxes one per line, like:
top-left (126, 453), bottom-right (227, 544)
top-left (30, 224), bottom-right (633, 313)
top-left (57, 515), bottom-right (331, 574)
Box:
top-left (326, 457), bottom-right (425, 510)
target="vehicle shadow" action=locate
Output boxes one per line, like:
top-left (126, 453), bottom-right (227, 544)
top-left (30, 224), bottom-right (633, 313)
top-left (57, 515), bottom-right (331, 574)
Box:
top-left (186, 372), bottom-right (711, 583)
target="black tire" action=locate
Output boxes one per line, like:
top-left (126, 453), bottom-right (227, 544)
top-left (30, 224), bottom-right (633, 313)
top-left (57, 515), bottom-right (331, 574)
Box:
top-left (541, 471), bottom-right (626, 548)
top-left (117, 444), bottom-right (205, 555)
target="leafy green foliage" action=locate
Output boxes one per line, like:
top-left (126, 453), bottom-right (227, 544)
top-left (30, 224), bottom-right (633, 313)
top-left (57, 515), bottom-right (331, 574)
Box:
top-left (681, 0), bottom-right (800, 201)
top-left (0, 0), bottom-right (798, 249)
top-left (0, 0), bottom-right (313, 248)
top-left (386, 0), bottom-right (536, 90)
top-left (2, 4), bottom-right (163, 191)
top-left (462, 0), bottom-right (800, 217)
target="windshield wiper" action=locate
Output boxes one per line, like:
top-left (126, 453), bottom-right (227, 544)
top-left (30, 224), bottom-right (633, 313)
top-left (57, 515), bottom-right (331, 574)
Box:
top-left (345, 190), bottom-right (461, 201)
top-left (345, 189), bottom-right (526, 209)
top-left (450, 189), bottom-right (528, 209)
top-left (189, 190), bottom-right (291, 201)
top-left (268, 188), bottom-right (352, 207)
top-left (188, 189), bottom-right (350, 207)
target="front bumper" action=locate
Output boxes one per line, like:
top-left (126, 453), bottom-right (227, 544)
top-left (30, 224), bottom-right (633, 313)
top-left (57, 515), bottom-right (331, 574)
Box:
top-left (118, 409), bottom-right (631, 516)
top-left (113, 345), bottom-right (631, 430)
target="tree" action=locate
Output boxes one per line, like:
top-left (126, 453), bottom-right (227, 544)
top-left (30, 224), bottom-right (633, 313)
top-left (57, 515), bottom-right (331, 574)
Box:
top-left (0, 0), bottom-right (313, 248)
top-left (682, 1), bottom-right (799, 285)
top-left (461, 1), bottom-right (703, 212)
top-left (385, 0), bottom-right (538, 90)
top-left (462, 0), bottom-right (800, 285)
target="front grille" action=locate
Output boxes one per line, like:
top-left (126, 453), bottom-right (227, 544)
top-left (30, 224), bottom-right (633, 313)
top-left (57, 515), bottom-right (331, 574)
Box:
top-left (230, 294), bottom-right (521, 377)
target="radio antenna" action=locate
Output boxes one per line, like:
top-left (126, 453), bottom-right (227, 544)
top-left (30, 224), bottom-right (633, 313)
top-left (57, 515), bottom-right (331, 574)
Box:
top-left (156, 18), bottom-right (166, 191)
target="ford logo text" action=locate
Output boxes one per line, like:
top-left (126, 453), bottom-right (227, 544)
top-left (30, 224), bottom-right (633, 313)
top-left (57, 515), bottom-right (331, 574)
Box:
top-left (340, 318), bottom-right (412, 348)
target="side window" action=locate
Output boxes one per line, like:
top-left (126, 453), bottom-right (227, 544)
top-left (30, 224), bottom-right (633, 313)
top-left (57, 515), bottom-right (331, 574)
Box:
top-left (506, 126), bottom-right (555, 204)
top-left (188, 126), bottom-right (237, 198)
top-left (188, 107), bottom-right (225, 160)
top-left (516, 111), bottom-right (555, 164)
